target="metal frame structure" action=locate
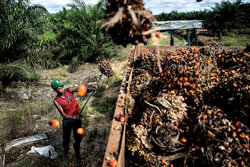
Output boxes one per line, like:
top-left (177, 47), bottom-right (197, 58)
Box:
top-left (152, 20), bottom-right (203, 46)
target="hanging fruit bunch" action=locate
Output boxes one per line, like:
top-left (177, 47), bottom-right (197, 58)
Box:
top-left (98, 61), bottom-right (113, 78)
top-left (126, 44), bottom-right (250, 166)
top-left (103, 0), bottom-right (156, 46)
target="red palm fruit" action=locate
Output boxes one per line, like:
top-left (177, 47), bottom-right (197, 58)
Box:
top-left (236, 121), bottom-right (241, 126)
top-left (233, 83), bottom-right (237, 87)
top-left (181, 138), bottom-right (187, 143)
top-left (78, 84), bottom-right (87, 96)
top-left (109, 158), bottom-right (118, 167)
top-left (230, 125), bottom-right (236, 130)
top-left (239, 133), bottom-right (245, 138)
top-left (195, 62), bottom-right (200, 67)
top-left (49, 119), bottom-right (59, 127)
top-left (203, 114), bottom-right (207, 119)
top-left (156, 32), bottom-right (161, 38)
top-left (207, 110), bottom-right (212, 115)
top-left (120, 116), bottom-right (125, 122)
top-left (77, 128), bottom-right (84, 135)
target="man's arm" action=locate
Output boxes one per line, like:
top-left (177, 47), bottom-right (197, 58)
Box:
top-left (68, 87), bottom-right (79, 93)
top-left (54, 100), bottom-right (73, 119)
top-left (68, 84), bottom-right (97, 93)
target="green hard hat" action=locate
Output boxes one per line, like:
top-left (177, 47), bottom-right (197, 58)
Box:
top-left (51, 80), bottom-right (67, 89)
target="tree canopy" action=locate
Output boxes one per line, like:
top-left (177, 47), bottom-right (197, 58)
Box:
top-left (155, 0), bottom-right (250, 36)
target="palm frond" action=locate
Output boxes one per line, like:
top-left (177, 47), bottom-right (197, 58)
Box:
top-left (57, 0), bottom-right (117, 64)
top-left (0, 62), bottom-right (39, 84)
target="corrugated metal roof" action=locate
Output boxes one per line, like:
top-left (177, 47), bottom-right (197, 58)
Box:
top-left (152, 20), bottom-right (203, 30)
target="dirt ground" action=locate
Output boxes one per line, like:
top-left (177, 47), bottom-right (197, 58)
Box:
top-left (0, 46), bottom-right (131, 167)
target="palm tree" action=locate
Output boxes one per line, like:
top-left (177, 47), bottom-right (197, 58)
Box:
top-left (205, 0), bottom-right (242, 37)
top-left (56, 0), bottom-right (117, 71)
top-left (0, 0), bottom-right (49, 85)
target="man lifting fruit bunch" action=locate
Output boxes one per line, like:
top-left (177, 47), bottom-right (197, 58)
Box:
top-left (51, 79), bottom-right (97, 163)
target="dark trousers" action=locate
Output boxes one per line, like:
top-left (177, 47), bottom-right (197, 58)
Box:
top-left (62, 119), bottom-right (83, 157)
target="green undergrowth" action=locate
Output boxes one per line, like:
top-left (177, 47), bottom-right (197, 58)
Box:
top-left (115, 45), bottom-right (131, 62)
top-left (8, 100), bottom-right (55, 125)
top-left (217, 37), bottom-right (250, 46)
top-left (0, 99), bottom-right (56, 143)
top-left (91, 97), bottom-right (117, 119)
top-left (160, 32), bottom-right (186, 46)
top-left (147, 38), bottom-right (154, 45)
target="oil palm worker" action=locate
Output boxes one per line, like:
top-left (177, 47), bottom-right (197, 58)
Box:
top-left (51, 79), bottom-right (97, 163)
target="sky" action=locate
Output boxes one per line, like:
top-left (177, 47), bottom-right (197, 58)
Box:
top-left (31, 0), bottom-right (250, 15)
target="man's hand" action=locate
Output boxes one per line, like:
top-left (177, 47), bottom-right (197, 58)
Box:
top-left (63, 115), bottom-right (74, 120)
top-left (63, 115), bottom-right (80, 120)
top-left (73, 115), bottom-right (80, 120)
top-left (88, 83), bottom-right (98, 92)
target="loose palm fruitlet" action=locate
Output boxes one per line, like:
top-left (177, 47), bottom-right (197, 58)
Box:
top-left (126, 43), bottom-right (249, 167)
top-left (103, 0), bottom-right (156, 46)
top-left (98, 61), bottom-right (113, 78)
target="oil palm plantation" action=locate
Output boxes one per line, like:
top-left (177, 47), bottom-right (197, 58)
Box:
top-left (56, 0), bottom-right (118, 71)
top-left (0, 0), bottom-right (49, 85)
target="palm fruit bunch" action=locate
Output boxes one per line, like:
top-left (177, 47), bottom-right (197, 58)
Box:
top-left (130, 69), bottom-right (152, 98)
top-left (126, 92), bottom-right (188, 167)
top-left (195, 106), bottom-right (249, 167)
top-left (103, 0), bottom-right (156, 46)
top-left (98, 61), bottom-right (113, 77)
top-left (203, 49), bottom-right (249, 125)
top-left (126, 44), bottom-right (249, 166)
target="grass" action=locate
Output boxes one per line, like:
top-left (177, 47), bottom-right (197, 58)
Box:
top-left (147, 38), bottom-right (154, 45)
top-left (160, 32), bottom-right (186, 46)
top-left (91, 97), bottom-right (117, 119)
top-left (224, 31), bottom-right (238, 37)
top-left (101, 72), bottom-right (120, 88)
top-left (42, 66), bottom-right (69, 81)
top-left (197, 29), bottom-right (249, 46)
top-left (9, 107), bottom-right (27, 124)
top-left (76, 98), bottom-right (89, 127)
top-left (89, 71), bottom-right (121, 118)
top-left (74, 70), bottom-right (122, 128)
top-left (112, 45), bottom-right (132, 62)
top-left (217, 37), bottom-right (250, 46)
top-left (2, 99), bottom-right (56, 139)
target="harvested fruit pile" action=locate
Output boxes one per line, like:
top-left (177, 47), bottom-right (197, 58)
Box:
top-left (103, 0), bottom-right (156, 46)
top-left (126, 44), bottom-right (249, 167)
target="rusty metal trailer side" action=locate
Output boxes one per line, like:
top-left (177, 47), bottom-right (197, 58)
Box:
top-left (102, 46), bottom-right (135, 167)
